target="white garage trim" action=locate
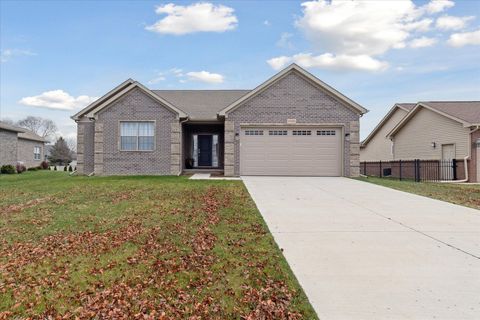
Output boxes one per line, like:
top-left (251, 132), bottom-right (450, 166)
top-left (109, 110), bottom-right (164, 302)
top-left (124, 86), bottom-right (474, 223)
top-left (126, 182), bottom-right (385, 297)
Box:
top-left (240, 124), bottom-right (344, 176)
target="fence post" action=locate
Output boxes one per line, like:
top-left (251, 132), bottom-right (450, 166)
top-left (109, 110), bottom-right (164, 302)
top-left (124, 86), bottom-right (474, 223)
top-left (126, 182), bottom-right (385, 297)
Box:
top-left (415, 159), bottom-right (420, 182)
top-left (417, 159), bottom-right (422, 182)
top-left (399, 160), bottom-right (402, 181)
top-left (379, 160), bottom-right (382, 178)
top-left (452, 159), bottom-right (457, 181)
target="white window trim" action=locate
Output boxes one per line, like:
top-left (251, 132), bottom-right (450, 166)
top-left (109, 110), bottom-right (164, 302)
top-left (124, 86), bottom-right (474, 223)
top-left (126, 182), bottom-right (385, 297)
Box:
top-left (118, 120), bottom-right (156, 152)
top-left (34, 146), bottom-right (41, 160)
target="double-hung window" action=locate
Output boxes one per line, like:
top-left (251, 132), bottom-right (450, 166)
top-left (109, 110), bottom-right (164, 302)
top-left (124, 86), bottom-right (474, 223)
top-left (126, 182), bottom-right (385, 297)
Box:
top-left (120, 121), bottom-right (155, 151)
top-left (34, 146), bottom-right (41, 160)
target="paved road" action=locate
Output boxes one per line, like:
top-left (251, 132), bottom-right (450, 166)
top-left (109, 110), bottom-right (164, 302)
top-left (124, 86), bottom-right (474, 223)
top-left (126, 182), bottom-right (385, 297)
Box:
top-left (242, 177), bottom-right (480, 320)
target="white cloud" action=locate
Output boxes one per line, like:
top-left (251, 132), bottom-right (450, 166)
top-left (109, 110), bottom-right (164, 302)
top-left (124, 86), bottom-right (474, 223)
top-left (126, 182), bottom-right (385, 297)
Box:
top-left (267, 56), bottom-right (293, 70)
top-left (266, 0), bottom-right (459, 72)
top-left (447, 28), bottom-right (480, 47)
top-left (148, 72), bottom-right (166, 84)
top-left (276, 32), bottom-right (294, 49)
top-left (1, 49), bottom-right (36, 63)
top-left (186, 71), bottom-right (224, 83)
top-left (436, 15), bottom-right (474, 30)
top-left (267, 53), bottom-right (388, 72)
top-left (145, 2), bottom-right (238, 35)
top-left (424, 0), bottom-right (455, 14)
top-left (170, 68), bottom-right (184, 77)
top-left (19, 90), bottom-right (98, 110)
top-left (404, 19), bottom-right (433, 32)
top-left (296, 0), bottom-right (423, 56)
top-left (264, 20), bottom-right (271, 26)
top-left (409, 36), bottom-right (438, 48)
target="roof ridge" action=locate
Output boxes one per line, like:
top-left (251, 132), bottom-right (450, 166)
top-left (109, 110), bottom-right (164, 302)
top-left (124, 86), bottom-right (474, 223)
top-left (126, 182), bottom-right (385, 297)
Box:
top-left (153, 89), bottom-right (250, 91)
top-left (420, 100), bottom-right (480, 103)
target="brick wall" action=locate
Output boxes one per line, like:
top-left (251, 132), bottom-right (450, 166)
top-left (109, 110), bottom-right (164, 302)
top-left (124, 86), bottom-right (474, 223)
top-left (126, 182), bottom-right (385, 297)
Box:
top-left (0, 129), bottom-right (18, 166)
top-left (94, 87), bottom-right (178, 175)
top-left (76, 118), bottom-right (95, 174)
top-left (225, 71), bottom-right (360, 176)
top-left (17, 138), bottom-right (44, 168)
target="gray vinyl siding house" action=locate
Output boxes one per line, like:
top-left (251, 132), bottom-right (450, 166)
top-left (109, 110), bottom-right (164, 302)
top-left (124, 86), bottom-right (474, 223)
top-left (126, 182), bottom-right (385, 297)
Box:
top-left (0, 122), bottom-right (47, 168)
top-left (73, 64), bottom-right (367, 177)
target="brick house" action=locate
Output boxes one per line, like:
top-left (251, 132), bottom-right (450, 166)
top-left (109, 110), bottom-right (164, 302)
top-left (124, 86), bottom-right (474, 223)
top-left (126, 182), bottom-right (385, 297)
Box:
top-left (0, 121), bottom-right (47, 168)
top-left (72, 64), bottom-right (367, 177)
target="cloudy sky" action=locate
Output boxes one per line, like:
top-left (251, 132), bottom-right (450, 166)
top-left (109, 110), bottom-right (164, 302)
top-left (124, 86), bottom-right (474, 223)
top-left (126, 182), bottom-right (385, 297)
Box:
top-left (1, 0), bottom-right (479, 140)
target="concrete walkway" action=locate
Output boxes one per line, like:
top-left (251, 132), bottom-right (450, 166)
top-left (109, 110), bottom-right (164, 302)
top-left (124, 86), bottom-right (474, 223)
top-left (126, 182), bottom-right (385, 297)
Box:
top-left (242, 176), bottom-right (480, 320)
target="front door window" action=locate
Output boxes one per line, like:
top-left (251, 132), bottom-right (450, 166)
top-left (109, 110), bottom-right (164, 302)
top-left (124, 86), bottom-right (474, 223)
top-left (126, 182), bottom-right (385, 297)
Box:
top-left (192, 134), bottom-right (219, 167)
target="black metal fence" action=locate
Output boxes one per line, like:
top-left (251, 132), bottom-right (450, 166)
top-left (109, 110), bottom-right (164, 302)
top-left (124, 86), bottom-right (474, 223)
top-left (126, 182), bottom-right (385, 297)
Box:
top-left (360, 159), bottom-right (459, 182)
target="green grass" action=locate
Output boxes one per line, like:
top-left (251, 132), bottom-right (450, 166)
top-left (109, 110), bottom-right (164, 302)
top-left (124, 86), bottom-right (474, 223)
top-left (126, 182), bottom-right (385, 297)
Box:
top-left (357, 176), bottom-right (480, 210)
top-left (0, 171), bottom-right (317, 319)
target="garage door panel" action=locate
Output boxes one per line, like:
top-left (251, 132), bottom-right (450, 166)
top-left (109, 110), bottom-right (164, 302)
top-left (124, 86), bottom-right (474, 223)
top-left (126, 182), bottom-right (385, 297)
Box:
top-left (240, 127), bottom-right (342, 176)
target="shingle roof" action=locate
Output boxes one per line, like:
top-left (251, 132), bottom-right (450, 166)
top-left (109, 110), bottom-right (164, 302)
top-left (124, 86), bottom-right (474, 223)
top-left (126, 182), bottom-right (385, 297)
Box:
top-left (153, 90), bottom-right (250, 120)
top-left (18, 131), bottom-right (47, 142)
top-left (0, 121), bottom-right (25, 133)
top-left (0, 121), bottom-right (47, 142)
top-left (420, 101), bottom-right (480, 124)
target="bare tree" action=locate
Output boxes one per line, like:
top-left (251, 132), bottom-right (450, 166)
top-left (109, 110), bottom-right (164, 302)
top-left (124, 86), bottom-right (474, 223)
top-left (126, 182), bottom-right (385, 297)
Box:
top-left (16, 116), bottom-right (57, 139)
top-left (65, 137), bottom-right (77, 152)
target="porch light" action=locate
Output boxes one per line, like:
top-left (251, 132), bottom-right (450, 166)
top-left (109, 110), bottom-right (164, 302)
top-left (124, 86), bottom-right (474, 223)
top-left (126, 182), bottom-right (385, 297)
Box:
top-left (431, 142), bottom-right (436, 148)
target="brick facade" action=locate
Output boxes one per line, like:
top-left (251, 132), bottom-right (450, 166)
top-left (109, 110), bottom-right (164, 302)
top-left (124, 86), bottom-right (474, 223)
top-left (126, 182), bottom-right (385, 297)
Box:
top-left (76, 118), bottom-right (95, 174)
top-left (91, 87), bottom-right (178, 175)
top-left (1, 129), bottom-right (45, 168)
top-left (225, 71), bottom-right (361, 177)
top-left (0, 129), bottom-right (18, 166)
top-left (17, 138), bottom-right (44, 168)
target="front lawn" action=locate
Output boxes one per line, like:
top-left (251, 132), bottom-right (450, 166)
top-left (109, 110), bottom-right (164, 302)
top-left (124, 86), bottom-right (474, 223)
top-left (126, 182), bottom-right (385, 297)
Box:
top-left (357, 176), bottom-right (480, 210)
top-left (0, 171), bottom-right (317, 319)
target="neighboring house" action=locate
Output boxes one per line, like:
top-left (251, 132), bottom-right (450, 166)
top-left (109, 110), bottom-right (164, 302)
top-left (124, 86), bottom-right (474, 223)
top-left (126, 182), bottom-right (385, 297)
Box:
top-left (361, 101), bottom-right (480, 182)
top-left (360, 103), bottom-right (415, 161)
top-left (0, 121), bottom-right (47, 168)
top-left (72, 64), bottom-right (367, 177)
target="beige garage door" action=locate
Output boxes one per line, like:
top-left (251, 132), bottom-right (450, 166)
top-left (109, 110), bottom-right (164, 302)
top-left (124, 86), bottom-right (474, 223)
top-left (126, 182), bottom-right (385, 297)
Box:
top-left (240, 127), bottom-right (342, 176)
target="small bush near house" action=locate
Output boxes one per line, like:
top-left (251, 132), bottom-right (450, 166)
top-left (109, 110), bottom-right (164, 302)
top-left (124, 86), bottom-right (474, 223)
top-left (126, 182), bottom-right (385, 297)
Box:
top-left (0, 165), bottom-right (16, 174)
top-left (16, 163), bottom-right (26, 174)
top-left (68, 166), bottom-right (73, 172)
top-left (54, 166), bottom-right (57, 171)
top-left (63, 166), bottom-right (67, 171)
top-left (40, 161), bottom-right (49, 170)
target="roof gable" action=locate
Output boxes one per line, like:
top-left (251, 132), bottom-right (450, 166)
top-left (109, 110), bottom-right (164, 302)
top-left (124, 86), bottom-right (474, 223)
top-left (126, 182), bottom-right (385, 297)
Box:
top-left (218, 64), bottom-right (368, 117)
top-left (72, 80), bottom-right (187, 121)
top-left (388, 102), bottom-right (479, 138)
top-left (361, 103), bottom-right (412, 147)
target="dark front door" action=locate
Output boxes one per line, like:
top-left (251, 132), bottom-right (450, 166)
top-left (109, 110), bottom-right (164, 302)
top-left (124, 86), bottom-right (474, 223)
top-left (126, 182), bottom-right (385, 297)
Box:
top-left (198, 135), bottom-right (212, 166)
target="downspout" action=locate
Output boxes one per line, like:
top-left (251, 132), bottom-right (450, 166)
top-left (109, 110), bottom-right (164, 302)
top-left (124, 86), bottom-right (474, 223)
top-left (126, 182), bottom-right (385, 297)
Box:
top-left (436, 126), bottom-right (479, 183)
top-left (178, 116), bottom-right (189, 175)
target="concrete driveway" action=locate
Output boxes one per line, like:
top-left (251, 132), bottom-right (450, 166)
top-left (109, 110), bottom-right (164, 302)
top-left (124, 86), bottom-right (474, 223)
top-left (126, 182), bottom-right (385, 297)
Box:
top-left (242, 177), bottom-right (480, 320)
